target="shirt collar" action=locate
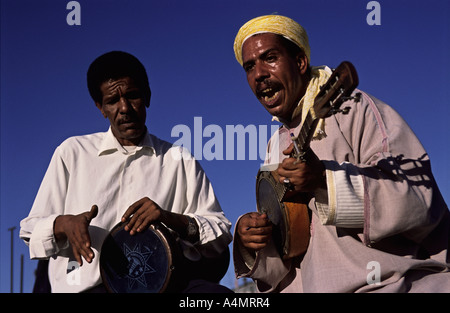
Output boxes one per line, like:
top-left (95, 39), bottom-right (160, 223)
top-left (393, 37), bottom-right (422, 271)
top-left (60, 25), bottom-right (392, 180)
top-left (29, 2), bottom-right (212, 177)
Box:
top-left (98, 127), bottom-right (156, 156)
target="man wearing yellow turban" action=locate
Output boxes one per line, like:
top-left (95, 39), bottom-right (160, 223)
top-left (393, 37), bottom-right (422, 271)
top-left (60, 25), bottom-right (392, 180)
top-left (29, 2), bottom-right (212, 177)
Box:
top-left (232, 15), bottom-right (450, 292)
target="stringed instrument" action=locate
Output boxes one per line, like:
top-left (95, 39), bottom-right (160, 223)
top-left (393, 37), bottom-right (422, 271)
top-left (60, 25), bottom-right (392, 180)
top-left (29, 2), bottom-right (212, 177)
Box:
top-left (256, 61), bottom-right (361, 259)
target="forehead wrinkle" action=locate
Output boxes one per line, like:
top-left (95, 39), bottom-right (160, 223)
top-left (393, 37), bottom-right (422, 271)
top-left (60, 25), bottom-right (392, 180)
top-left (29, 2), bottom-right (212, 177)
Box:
top-left (103, 78), bottom-right (129, 96)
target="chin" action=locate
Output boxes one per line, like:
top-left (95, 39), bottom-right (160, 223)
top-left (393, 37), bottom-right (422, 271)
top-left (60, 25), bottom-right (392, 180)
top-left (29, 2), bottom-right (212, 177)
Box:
top-left (266, 106), bottom-right (286, 119)
top-left (121, 128), bottom-right (145, 139)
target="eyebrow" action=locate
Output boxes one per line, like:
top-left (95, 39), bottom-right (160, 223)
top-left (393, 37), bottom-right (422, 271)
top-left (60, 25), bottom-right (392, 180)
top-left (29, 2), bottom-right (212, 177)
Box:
top-left (243, 47), bottom-right (281, 67)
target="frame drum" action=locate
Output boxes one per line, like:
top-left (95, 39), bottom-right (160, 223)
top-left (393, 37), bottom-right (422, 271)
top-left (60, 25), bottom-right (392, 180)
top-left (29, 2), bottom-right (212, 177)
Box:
top-left (100, 222), bottom-right (182, 293)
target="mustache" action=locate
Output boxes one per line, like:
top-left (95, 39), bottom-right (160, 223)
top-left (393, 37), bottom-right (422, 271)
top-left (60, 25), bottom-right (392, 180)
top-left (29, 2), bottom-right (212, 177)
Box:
top-left (118, 115), bottom-right (137, 125)
top-left (256, 79), bottom-right (282, 94)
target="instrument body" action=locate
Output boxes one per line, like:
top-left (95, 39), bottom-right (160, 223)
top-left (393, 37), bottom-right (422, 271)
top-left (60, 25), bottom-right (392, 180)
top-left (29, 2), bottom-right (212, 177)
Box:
top-left (256, 61), bottom-right (360, 259)
top-left (100, 221), bottom-right (230, 293)
top-left (100, 222), bottom-right (182, 293)
top-left (256, 170), bottom-right (311, 259)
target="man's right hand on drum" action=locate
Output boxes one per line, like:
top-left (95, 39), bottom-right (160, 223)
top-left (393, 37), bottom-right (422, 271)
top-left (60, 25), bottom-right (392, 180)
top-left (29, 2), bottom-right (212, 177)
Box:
top-left (53, 205), bottom-right (99, 266)
top-left (237, 212), bottom-right (272, 253)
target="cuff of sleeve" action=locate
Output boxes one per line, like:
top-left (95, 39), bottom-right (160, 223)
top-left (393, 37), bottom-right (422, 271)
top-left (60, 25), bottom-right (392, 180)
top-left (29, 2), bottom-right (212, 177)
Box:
top-left (316, 161), bottom-right (365, 228)
top-left (188, 214), bottom-right (211, 245)
top-left (29, 214), bottom-right (68, 259)
top-left (232, 216), bottom-right (257, 277)
top-left (238, 239), bottom-right (257, 271)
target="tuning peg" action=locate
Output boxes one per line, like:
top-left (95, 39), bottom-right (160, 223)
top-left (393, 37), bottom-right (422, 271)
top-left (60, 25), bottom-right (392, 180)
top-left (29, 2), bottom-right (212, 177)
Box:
top-left (330, 106), bottom-right (351, 115)
top-left (341, 106), bottom-right (351, 114)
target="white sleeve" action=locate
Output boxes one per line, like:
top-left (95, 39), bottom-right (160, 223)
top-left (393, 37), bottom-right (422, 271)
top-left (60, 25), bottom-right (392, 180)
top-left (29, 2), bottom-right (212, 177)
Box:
top-left (315, 160), bottom-right (365, 228)
top-left (22, 214), bottom-right (69, 259)
top-left (19, 146), bottom-right (69, 258)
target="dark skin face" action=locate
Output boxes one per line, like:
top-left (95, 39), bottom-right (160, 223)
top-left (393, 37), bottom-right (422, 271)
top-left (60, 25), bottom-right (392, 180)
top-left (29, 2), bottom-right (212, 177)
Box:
top-left (238, 33), bottom-right (326, 254)
top-left (242, 33), bottom-right (310, 126)
top-left (96, 76), bottom-right (149, 146)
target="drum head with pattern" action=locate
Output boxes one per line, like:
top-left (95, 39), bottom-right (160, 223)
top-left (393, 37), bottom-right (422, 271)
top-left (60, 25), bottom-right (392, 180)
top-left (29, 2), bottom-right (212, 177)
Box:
top-left (100, 222), bottom-right (176, 293)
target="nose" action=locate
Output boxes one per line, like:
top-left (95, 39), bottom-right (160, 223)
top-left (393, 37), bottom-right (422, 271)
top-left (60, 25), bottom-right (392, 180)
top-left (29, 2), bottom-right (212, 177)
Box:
top-left (118, 97), bottom-right (132, 114)
top-left (254, 61), bottom-right (270, 83)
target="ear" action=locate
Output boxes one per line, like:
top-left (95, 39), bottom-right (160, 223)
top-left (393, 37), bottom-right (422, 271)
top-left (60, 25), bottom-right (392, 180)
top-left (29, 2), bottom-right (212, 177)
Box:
top-left (296, 53), bottom-right (309, 75)
top-left (145, 90), bottom-right (151, 108)
top-left (95, 102), bottom-right (107, 118)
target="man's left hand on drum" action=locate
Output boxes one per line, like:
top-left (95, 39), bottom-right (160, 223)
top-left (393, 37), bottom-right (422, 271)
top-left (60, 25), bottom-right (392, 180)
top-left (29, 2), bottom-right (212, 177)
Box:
top-left (121, 197), bottom-right (198, 242)
top-left (121, 197), bottom-right (164, 235)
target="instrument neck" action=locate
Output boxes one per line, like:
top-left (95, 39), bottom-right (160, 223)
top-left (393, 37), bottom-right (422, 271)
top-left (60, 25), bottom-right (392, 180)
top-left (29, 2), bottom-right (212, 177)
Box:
top-left (291, 112), bottom-right (319, 158)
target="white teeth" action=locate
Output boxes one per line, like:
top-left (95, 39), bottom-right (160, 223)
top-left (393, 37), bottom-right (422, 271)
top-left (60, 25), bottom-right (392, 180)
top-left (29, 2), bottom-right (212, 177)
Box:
top-left (263, 91), bottom-right (279, 102)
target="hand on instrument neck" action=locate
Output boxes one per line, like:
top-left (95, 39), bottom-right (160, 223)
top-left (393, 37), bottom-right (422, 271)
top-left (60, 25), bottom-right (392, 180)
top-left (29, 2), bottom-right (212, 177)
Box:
top-left (276, 144), bottom-right (327, 194)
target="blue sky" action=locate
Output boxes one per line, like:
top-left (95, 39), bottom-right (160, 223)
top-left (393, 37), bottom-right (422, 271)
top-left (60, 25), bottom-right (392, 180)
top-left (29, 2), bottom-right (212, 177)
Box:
top-left (1, 0), bottom-right (449, 292)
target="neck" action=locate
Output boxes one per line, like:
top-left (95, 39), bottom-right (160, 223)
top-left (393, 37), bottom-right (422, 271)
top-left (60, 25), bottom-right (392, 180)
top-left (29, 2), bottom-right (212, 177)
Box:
top-left (284, 74), bottom-right (312, 128)
top-left (115, 127), bottom-right (147, 147)
top-left (286, 113), bottom-right (303, 129)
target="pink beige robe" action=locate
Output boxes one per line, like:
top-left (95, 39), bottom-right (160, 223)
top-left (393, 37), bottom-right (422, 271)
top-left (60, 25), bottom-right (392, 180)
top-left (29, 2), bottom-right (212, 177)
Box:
top-left (234, 90), bottom-right (450, 292)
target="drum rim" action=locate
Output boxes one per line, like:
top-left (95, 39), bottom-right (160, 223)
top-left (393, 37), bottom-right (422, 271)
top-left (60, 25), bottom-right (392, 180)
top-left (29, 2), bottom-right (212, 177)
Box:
top-left (100, 221), bottom-right (176, 293)
top-left (256, 170), bottom-right (290, 256)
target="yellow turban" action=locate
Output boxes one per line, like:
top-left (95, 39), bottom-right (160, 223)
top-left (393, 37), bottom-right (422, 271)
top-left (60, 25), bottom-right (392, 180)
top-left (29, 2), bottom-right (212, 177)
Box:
top-left (234, 15), bottom-right (333, 140)
top-left (233, 15), bottom-right (311, 66)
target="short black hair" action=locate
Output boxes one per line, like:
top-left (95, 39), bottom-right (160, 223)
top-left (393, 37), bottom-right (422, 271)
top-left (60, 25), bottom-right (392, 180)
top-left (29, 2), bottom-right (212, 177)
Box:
top-left (87, 51), bottom-right (151, 105)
